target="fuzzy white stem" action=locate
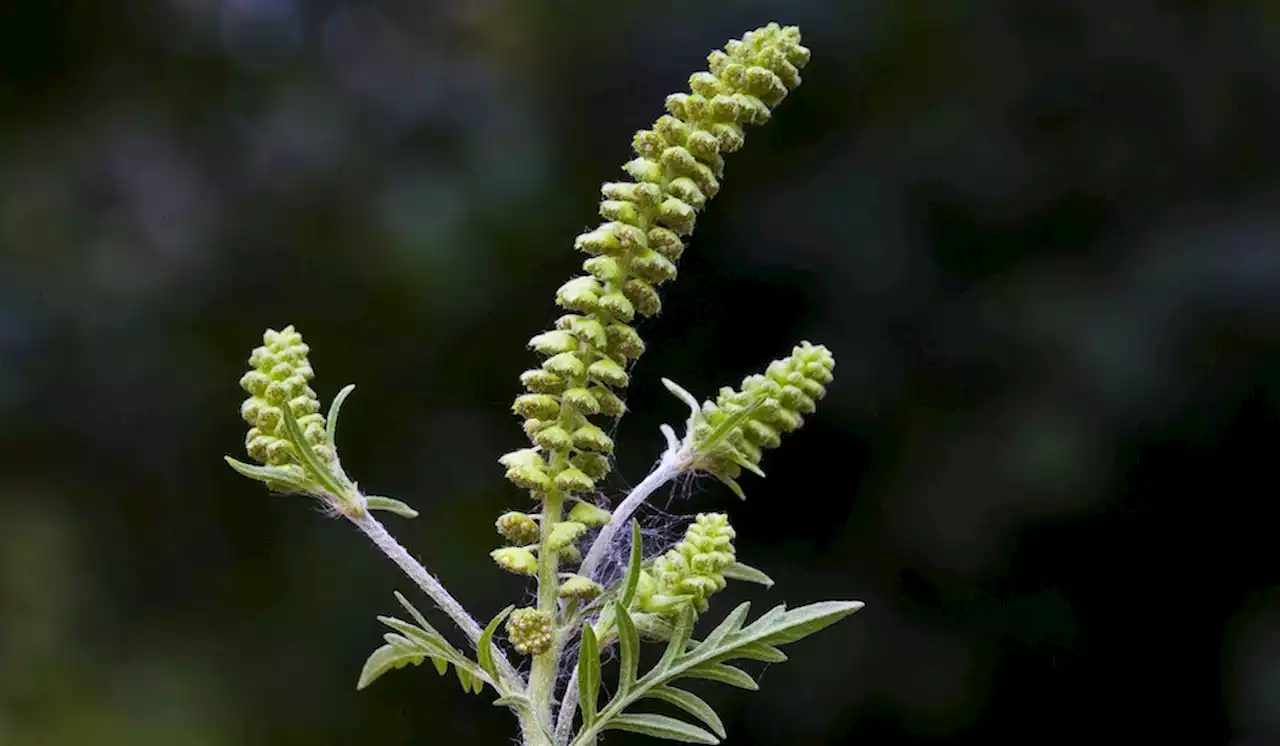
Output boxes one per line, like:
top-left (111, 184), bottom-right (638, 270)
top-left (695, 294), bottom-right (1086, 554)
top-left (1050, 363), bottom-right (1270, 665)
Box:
top-left (345, 505), bottom-right (525, 691)
top-left (554, 442), bottom-right (691, 742)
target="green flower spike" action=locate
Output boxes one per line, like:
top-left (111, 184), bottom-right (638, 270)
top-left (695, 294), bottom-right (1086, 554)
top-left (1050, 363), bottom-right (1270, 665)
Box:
top-left (635, 513), bottom-right (736, 618)
top-left (668, 341), bottom-right (835, 498)
top-left (500, 23), bottom-right (811, 506)
top-left (506, 608), bottom-right (555, 656)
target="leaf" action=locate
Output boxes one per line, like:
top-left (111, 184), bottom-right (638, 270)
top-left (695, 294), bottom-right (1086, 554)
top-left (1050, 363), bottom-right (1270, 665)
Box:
top-left (279, 402), bottom-right (349, 500)
top-left (579, 623), bottom-right (602, 726)
top-left (757, 601), bottom-right (864, 645)
top-left (696, 396), bottom-right (765, 458)
top-left (657, 603), bottom-right (696, 672)
top-left (492, 694), bottom-right (532, 710)
top-left (701, 602), bottom-right (750, 651)
top-left (719, 642), bottom-right (787, 664)
top-left (710, 471), bottom-right (746, 500)
top-left (615, 602), bottom-right (640, 696)
top-left (393, 591), bottom-right (437, 634)
top-left (357, 643), bottom-right (425, 690)
top-left (645, 687), bottom-right (726, 739)
top-left (661, 378), bottom-right (704, 426)
top-left (477, 605), bottom-right (514, 684)
top-left (619, 520), bottom-right (643, 609)
top-left (683, 663), bottom-right (758, 690)
top-left (223, 456), bottom-right (312, 493)
top-left (722, 562), bottom-right (774, 588)
top-left (364, 495), bottom-right (419, 518)
top-left (325, 383), bottom-right (355, 450)
top-left (604, 714), bottom-right (720, 744)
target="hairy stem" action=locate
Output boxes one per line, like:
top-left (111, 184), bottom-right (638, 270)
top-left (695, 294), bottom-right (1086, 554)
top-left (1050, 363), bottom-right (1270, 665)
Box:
top-left (553, 445), bottom-right (690, 741)
top-left (344, 504), bottom-right (524, 691)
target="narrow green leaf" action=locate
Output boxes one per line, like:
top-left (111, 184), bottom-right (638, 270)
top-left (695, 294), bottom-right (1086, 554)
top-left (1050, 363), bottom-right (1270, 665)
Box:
top-left (325, 383), bottom-right (355, 450)
top-left (364, 496), bottom-right (419, 518)
top-left (615, 602), bottom-right (640, 695)
top-left (701, 602), bottom-right (750, 651)
top-left (722, 562), bottom-right (774, 588)
top-left (683, 663), bottom-right (758, 690)
top-left (377, 616), bottom-right (451, 653)
top-left (492, 694), bottom-right (531, 710)
top-left (431, 655), bottom-right (449, 676)
top-left (697, 396), bottom-right (765, 455)
top-left (646, 686), bottom-right (727, 739)
top-left (761, 601), bottom-right (865, 645)
top-left (604, 714), bottom-right (720, 744)
top-left (711, 471), bottom-right (746, 500)
top-left (661, 378), bottom-right (705, 425)
top-left (619, 520), bottom-right (643, 609)
top-left (477, 605), bottom-right (514, 685)
top-left (223, 456), bottom-right (310, 492)
top-left (393, 591), bottom-right (438, 634)
top-left (720, 642), bottom-right (787, 664)
top-left (279, 403), bottom-right (349, 500)
top-left (579, 623), bottom-right (601, 726)
top-left (356, 644), bottom-right (424, 690)
top-left (657, 603), bottom-right (696, 672)
top-left (456, 665), bottom-right (473, 693)
top-left (728, 449), bottom-right (766, 478)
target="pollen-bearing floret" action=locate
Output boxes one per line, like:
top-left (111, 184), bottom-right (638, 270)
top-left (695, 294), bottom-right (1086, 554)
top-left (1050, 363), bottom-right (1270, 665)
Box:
top-left (506, 607), bottom-right (555, 656)
top-left (239, 325), bottom-right (331, 468)
top-left (692, 341), bottom-right (835, 479)
top-left (635, 513), bottom-right (737, 617)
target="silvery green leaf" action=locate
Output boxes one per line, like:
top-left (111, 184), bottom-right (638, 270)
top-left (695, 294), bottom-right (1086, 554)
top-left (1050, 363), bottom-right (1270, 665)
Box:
top-left (357, 643), bottom-right (426, 690)
top-left (701, 602), bottom-right (750, 650)
top-left (325, 383), bottom-right (355, 450)
top-left (644, 686), bottom-right (726, 739)
top-left (683, 663), bottom-right (758, 690)
top-left (579, 623), bottom-right (601, 726)
top-left (279, 402), bottom-right (349, 500)
top-left (619, 521), bottom-right (643, 608)
top-left (657, 603), bottom-right (696, 672)
top-left (710, 471), bottom-right (746, 500)
top-left (758, 601), bottom-right (864, 645)
top-left (477, 605), bottom-right (514, 685)
top-left (615, 602), bottom-right (640, 696)
top-left (717, 642), bottom-right (786, 664)
top-left (603, 714), bottom-right (720, 744)
top-left (223, 456), bottom-right (312, 493)
top-left (721, 562), bottom-right (774, 588)
top-left (364, 496), bottom-right (419, 518)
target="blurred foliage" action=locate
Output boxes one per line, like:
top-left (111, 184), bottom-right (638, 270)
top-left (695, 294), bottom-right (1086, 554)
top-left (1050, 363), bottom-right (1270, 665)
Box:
top-left (3, 0), bottom-right (1280, 744)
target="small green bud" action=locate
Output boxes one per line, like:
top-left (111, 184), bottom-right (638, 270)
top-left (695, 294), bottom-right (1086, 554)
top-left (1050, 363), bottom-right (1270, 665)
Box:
top-left (567, 501), bottom-right (612, 527)
top-left (563, 387), bottom-right (601, 415)
top-left (559, 575), bottom-right (603, 601)
top-left (636, 513), bottom-right (737, 616)
top-left (597, 292), bottom-right (635, 322)
top-left (554, 467), bottom-right (596, 494)
top-left (606, 324), bottom-right (646, 359)
top-left (547, 521), bottom-right (588, 551)
top-left (571, 424), bottom-right (614, 454)
top-left (534, 425), bottom-right (573, 452)
top-left (491, 547), bottom-right (538, 576)
top-left (496, 512), bottom-right (540, 545)
top-left (571, 452), bottom-right (612, 481)
top-left (593, 387), bottom-right (626, 417)
top-left (557, 276), bottom-right (602, 313)
top-left (587, 358), bottom-right (629, 388)
top-left (513, 393), bottom-right (560, 420)
top-left (560, 545), bottom-right (582, 564)
top-left (542, 352), bottom-right (585, 378)
top-left (529, 330), bottom-right (578, 355)
top-left (520, 368), bottom-right (565, 394)
top-left (506, 608), bottom-right (555, 656)
top-left (624, 279), bottom-right (662, 317)
top-left (238, 325), bottom-right (331, 468)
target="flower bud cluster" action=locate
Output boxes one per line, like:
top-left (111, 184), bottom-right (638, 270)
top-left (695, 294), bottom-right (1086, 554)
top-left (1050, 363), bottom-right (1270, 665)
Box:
top-left (634, 513), bottom-right (736, 616)
top-left (239, 325), bottom-right (331, 468)
top-left (501, 24), bottom-right (811, 502)
top-left (693, 342), bottom-right (834, 479)
top-left (506, 607), bottom-right (555, 656)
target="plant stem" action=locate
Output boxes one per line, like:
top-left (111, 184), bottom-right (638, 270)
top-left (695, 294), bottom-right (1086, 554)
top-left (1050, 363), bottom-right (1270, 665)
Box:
top-left (553, 446), bottom-right (689, 741)
top-left (344, 505), bottom-right (524, 692)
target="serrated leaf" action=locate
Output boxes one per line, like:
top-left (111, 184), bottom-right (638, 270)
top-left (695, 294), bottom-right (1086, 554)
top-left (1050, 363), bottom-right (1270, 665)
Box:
top-left (683, 663), bottom-right (758, 690)
top-left (645, 687), bottom-right (726, 739)
top-left (721, 562), bottom-right (774, 588)
top-left (615, 602), bottom-right (640, 696)
top-left (478, 605), bottom-right (514, 684)
top-left (364, 496), bottom-right (419, 518)
top-left (579, 623), bottom-right (601, 726)
top-left (701, 602), bottom-right (750, 651)
top-left (356, 644), bottom-right (425, 690)
top-left (325, 383), bottom-right (355, 450)
top-left (604, 714), bottom-right (720, 744)
top-left (761, 601), bottom-right (864, 645)
top-left (619, 521), bottom-right (643, 609)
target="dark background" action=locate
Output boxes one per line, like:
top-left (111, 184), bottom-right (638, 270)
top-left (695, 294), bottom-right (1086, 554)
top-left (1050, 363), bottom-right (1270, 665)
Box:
top-left (3, 1), bottom-right (1279, 744)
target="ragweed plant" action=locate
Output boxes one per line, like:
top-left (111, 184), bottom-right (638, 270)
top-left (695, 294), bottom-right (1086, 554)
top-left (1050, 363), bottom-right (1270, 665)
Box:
top-left (225, 23), bottom-right (862, 746)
